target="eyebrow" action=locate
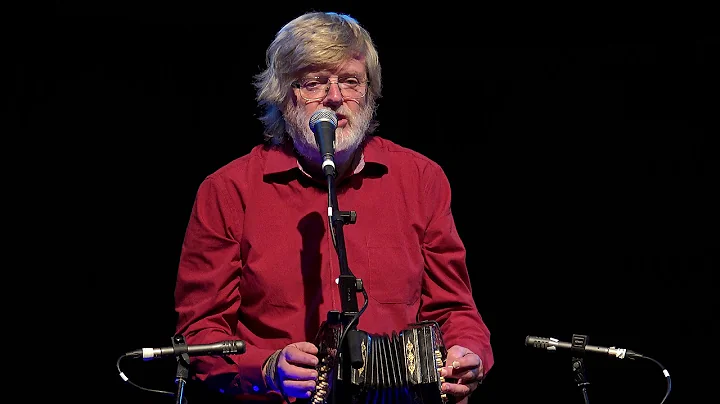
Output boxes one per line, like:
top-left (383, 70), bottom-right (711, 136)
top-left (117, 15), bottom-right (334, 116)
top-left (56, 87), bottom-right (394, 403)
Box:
top-left (301, 72), bottom-right (365, 79)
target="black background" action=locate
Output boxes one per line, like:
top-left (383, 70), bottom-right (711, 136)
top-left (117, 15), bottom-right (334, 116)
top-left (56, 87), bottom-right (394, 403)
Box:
top-left (17, 2), bottom-right (716, 404)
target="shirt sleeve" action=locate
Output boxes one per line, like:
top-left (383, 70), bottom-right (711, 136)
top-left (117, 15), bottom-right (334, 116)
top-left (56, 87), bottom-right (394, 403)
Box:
top-left (418, 163), bottom-right (495, 375)
top-left (173, 175), bottom-right (277, 396)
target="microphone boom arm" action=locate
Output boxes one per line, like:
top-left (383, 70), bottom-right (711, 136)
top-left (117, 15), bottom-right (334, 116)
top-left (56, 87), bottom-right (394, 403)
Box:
top-left (525, 334), bottom-right (672, 404)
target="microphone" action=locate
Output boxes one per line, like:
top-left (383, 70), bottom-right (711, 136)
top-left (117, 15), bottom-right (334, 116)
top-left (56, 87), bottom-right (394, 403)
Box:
top-left (309, 109), bottom-right (338, 177)
top-left (126, 340), bottom-right (246, 360)
top-left (525, 335), bottom-right (640, 359)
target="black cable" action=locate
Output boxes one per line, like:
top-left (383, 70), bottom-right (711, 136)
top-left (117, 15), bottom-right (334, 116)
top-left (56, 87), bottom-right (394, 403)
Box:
top-left (337, 288), bottom-right (369, 349)
top-left (116, 354), bottom-right (175, 397)
top-left (331, 288), bottom-right (369, 404)
top-left (634, 353), bottom-right (672, 404)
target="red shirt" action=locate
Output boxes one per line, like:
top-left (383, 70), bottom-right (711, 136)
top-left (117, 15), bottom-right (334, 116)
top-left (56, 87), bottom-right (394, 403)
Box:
top-left (174, 135), bottom-right (493, 398)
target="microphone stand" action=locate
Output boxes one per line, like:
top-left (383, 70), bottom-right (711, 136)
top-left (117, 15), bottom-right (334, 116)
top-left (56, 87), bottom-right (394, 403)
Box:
top-left (322, 164), bottom-right (364, 403)
top-left (571, 334), bottom-right (591, 404)
top-left (172, 334), bottom-right (190, 404)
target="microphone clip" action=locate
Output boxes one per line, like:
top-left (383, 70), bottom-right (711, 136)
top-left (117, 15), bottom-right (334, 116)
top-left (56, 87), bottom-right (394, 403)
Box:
top-left (172, 335), bottom-right (190, 404)
top-left (333, 210), bottom-right (357, 225)
top-left (570, 334), bottom-right (589, 357)
top-left (570, 334), bottom-right (591, 392)
top-left (172, 334), bottom-right (190, 366)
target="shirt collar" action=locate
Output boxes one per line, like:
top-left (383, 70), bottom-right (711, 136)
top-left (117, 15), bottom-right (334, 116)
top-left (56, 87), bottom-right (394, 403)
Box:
top-left (263, 141), bottom-right (298, 177)
top-left (360, 136), bottom-right (390, 167)
top-left (262, 136), bottom-right (389, 180)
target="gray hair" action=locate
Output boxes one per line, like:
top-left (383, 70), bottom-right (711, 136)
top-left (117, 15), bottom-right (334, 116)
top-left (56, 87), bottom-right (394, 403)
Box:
top-left (253, 12), bottom-right (382, 144)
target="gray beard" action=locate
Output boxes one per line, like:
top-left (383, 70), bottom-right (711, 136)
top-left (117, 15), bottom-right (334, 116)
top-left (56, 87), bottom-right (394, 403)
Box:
top-left (284, 102), bottom-right (374, 167)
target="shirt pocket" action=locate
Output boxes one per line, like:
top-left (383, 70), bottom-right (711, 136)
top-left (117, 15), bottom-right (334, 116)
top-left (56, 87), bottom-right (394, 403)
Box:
top-left (365, 234), bottom-right (423, 305)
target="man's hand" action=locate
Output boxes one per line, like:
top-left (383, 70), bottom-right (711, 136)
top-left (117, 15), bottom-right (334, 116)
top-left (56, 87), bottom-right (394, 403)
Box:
top-left (275, 342), bottom-right (319, 399)
top-left (439, 345), bottom-right (484, 403)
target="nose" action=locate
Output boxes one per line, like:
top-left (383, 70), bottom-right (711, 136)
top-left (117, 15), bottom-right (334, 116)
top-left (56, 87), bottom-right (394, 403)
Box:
top-left (323, 81), bottom-right (344, 106)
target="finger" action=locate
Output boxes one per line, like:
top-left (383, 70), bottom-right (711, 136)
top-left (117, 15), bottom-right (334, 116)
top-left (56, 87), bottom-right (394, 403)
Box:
top-left (447, 353), bottom-right (481, 371)
top-left (284, 345), bottom-right (320, 367)
top-left (291, 341), bottom-right (319, 354)
top-left (441, 380), bottom-right (473, 397)
top-left (281, 365), bottom-right (319, 381)
top-left (443, 368), bottom-right (472, 381)
top-left (440, 361), bottom-right (483, 384)
top-left (281, 379), bottom-right (317, 398)
top-left (440, 366), bottom-right (476, 383)
top-left (278, 356), bottom-right (319, 381)
top-left (445, 345), bottom-right (472, 361)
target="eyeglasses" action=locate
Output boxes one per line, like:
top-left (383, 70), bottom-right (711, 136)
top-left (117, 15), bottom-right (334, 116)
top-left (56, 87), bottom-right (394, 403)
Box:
top-left (291, 76), bottom-right (369, 102)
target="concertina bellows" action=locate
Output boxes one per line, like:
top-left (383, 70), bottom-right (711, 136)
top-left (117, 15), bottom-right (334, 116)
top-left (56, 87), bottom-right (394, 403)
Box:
top-left (304, 320), bottom-right (455, 404)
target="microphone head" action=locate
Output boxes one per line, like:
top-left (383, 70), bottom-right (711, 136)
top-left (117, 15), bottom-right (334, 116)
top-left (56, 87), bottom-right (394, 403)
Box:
top-left (309, 109), bottom-right (338, 131)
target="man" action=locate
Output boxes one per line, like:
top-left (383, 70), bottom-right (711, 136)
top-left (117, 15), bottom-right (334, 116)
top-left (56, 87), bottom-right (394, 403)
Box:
top-left (174, 11), bottom-right (493, 403)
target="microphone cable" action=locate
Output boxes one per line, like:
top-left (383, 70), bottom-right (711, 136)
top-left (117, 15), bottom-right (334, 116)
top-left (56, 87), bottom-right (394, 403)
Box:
top-left (116, 352), bottom-right (175, 397)
top-left (633, 352), bottom-right (672, 404)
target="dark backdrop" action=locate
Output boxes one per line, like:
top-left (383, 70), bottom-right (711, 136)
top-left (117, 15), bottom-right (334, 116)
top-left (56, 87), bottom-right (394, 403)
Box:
top-left (22, 3), bottom-right (715, 404)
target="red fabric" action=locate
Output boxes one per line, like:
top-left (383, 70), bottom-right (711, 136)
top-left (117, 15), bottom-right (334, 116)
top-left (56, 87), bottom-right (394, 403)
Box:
top-left (174, 135), bottom-right (493, 399)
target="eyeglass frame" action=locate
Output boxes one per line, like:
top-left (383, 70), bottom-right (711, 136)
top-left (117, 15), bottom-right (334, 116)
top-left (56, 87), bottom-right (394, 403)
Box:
top-left (291, 75), bottom-right (370, 103)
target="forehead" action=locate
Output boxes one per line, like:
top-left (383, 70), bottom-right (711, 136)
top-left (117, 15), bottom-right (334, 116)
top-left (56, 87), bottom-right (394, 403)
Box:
top-left (299, 57), bottom-right (366, 77)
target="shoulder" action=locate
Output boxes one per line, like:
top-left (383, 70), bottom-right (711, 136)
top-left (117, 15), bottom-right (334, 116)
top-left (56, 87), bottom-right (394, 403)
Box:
top-left (366, 136), bottom-right (446, 178)
top-left (189, 144), bottom-right (277, 201)
top-left (210, 144), bottom-right (270, 178)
